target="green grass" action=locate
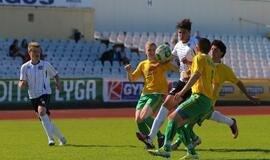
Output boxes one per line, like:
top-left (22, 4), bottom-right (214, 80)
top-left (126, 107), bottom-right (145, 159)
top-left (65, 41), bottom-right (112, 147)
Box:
top-left (0, 116), bottom-right (269, 160)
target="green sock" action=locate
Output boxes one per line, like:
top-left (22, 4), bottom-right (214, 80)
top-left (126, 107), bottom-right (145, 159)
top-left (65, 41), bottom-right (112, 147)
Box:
top-left (181, 125), bottom-right (196, 155)
top-left (137, 122), bottom-right (149, 135)
top-left (144, 117), bottom-right (163, 138)
top-left (175, 128), bottom-right (183, 145)
top-left (164, 119), bottom-right (178, 151)
top-left (189, 126), bottom-right (199, 142)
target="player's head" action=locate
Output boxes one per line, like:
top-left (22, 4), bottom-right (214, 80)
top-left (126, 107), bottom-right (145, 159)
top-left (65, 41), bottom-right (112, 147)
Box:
top-left (196, 38), bottom-right (211, 54)
top-left (176, 19), bottom-right (192, 43)
top-left (210, 40), bottom-right (226, 63)
top-left (28, 42), bottom-right (41, 61)
top-left (145, 41), bottom-right (157, 60)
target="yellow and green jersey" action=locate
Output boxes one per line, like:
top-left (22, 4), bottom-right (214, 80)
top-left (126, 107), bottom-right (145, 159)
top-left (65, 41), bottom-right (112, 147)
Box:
top-left (129, 59), bottom-right (177, 94)
top-left (191, 53), bottom-right (216, 99)
top-left (212, 63), bottom-right (240, 103)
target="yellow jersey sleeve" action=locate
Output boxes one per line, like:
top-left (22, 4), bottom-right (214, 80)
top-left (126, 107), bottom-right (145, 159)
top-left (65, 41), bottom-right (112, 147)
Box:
top-left (130, 61), bottom-right (144, 81)
top-left (130, 60), bottom-right (171, 94)
top-left (212, 63), bottom-right (240, 104)
top-left (224, 65), bottom-right (239, 84)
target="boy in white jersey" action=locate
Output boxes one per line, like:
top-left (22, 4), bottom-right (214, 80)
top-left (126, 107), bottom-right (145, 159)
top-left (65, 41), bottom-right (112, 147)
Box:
top-left (19, 42), bottom-right (66, 146)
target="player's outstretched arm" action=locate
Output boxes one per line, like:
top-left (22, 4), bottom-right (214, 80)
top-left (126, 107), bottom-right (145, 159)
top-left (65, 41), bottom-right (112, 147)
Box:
top-left (236, 81), bottom-right (259, 103)
top-left (124, 64), bottom-right (134, 82)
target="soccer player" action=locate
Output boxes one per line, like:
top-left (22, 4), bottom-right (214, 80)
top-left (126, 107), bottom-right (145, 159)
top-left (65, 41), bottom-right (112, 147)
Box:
top-left (208, 40), bottom-right (258, 137)
top-left (136, 19), bottom-right (200, 147)
top-left (19, 42), bottom-right (66, 146)
top-left (124, 41), bottom-right (178, 149)
top-left (148, 38), bottom-right (214, 160)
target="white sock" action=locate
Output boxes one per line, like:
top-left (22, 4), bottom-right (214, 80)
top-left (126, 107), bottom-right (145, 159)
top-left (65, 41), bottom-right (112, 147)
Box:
top-left (51, 123), bottom-right (64, 140)
top-left (149, 106), bottom-right (169, 141)
top-left (210, 111), bottom-right (233, 126)
top-left (40, 114), bottom-right (54, 141)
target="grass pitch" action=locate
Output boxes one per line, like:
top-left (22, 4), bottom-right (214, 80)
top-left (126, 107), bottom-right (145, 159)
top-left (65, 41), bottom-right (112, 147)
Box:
top-left (0, 116), bottom-right (269, 160)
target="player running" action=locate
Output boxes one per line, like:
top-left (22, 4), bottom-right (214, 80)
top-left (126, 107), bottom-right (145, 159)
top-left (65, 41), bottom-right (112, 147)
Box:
top-left (19, 42), bottom-right (66, 146)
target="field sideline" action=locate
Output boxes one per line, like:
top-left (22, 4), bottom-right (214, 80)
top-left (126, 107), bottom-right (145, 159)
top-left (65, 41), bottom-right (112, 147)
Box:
top-left (0, 106), bottom-right (270, 120)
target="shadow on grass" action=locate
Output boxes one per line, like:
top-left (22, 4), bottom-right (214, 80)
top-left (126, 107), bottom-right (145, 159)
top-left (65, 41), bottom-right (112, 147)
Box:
top-left (199, 148), bottom-right (270, 154)
top-left (65, 144), bottom-right (140, 148)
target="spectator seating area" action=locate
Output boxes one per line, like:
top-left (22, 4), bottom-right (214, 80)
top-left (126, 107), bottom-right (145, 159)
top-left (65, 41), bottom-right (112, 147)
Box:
top-left (0, 32), bottom-right (270, 79)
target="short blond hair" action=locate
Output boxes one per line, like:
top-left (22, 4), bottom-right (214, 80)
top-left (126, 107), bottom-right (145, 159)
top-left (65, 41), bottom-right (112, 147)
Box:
top-left (145, 41), bottom-right (156, 52)
top-left (28, 42), bottom-right (41, 52)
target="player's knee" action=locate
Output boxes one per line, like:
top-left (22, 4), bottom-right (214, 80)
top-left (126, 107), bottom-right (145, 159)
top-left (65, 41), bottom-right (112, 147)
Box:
top-left (38, 106), bottom-right (47, 116)
top-left (135, 114), bottom-right (143, 123)
top-left (163, 96), bottom-right (176, 109)
top-left (168, 112), bottom-right (175, 120)
top-left (139, 113), bottom-right (148, 120)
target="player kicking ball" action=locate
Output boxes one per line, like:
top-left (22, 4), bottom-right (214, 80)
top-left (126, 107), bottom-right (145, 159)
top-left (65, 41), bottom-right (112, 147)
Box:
top-left (19, 42), bottom-right (66, 146)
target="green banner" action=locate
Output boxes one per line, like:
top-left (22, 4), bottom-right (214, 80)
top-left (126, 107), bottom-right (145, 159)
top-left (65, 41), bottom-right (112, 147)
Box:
top-left (0, 78), bottom-right (103, 105)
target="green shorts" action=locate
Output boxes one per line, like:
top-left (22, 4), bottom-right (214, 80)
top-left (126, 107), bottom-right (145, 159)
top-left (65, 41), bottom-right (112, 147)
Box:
top-left (176, 94), bottom-right (213, 124)
top-left (197, 106), bottom-right (214, 126)
top-left (136, 94), bottom-right (164, 113)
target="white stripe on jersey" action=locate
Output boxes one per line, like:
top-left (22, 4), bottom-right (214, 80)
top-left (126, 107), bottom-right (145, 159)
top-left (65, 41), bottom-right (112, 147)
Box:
top-left (172, 41), bottom-right (195, 81)
top-left (20, 60), bottom-right (58, 99)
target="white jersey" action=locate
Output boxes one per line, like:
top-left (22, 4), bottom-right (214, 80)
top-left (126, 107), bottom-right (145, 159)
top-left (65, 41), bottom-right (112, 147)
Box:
top-left (20, 60), bottom-right (58, 99)
top-left (172, 41), bottom-right (195, 81)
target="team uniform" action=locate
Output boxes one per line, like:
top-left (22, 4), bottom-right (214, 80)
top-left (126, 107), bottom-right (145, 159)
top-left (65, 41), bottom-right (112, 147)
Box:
top-left (20, 60), bottom-right (66, 146)
top-left (130, 60), bottom-right (176, 112)
top-left (176, 53), bottom-right (216, 123)
top-left (20, 60), bottom-right (57, 113)
top-left (193, 62), bottom-right (240, 127)
top-left (212, 63), bottom-right (239, 103)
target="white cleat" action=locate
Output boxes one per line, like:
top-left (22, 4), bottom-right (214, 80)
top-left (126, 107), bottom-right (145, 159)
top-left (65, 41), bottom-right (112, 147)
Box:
top-left (59, 137), bottom-right (67, 146)
top-left (48, 139), bottom-right (55, 146)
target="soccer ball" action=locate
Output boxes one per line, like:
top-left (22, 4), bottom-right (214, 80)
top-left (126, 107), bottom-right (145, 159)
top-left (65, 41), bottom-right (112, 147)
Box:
top-left (155, 44), bottom-right (172, 63)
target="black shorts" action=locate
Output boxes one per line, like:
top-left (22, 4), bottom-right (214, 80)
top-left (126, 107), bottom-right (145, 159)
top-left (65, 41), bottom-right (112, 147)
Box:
top-left (169, 80), bottom-right (192, 101)
top-left (30, 94), bottom-right (51, 115)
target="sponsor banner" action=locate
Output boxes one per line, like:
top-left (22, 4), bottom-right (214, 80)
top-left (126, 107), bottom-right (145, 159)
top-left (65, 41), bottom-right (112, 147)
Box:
top-left (104, 79), bottom-right (270, 102)
top-left (103, 79), bottom-right (174, 102)
top-left (218, 79), bottom-right (270, 101)
top-left (0, 78), bottom-right (102, 105)
top-left (0, 0), bottom-right (91, 8)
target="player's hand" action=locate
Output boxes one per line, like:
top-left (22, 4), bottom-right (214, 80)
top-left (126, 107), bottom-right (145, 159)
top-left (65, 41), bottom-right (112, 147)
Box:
top-left (56, 82), bottom-right (62, 91)
top-left (124, 64), bottom-right (131, 72)
top-left (248, 96), bottom-right (260, 104)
